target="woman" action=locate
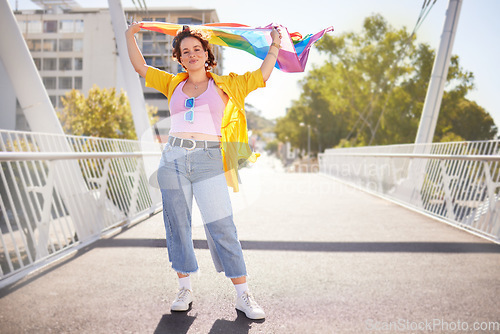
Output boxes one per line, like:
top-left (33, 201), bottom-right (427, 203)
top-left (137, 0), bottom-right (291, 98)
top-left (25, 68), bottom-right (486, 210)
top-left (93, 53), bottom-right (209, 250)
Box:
top-left (126, 22), bottom-right (281, 320)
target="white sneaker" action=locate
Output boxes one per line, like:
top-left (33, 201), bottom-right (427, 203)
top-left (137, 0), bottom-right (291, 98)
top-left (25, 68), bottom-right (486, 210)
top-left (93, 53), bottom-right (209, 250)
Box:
top-left (235, 291), bottom-right (266, 320)
top-left (171, 287), bottom-right (193, 311)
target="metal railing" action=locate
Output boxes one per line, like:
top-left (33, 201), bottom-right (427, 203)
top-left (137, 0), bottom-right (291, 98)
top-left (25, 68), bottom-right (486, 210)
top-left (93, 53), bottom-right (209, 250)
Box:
top-left (319, 140), bottom-right (500, 243)
top-left (0, 130), bottom-right (163, 287)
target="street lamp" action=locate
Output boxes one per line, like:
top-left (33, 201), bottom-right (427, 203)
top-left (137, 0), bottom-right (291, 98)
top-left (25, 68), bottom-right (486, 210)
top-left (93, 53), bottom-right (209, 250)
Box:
top-left (299, 122), bottom-right (311, 158)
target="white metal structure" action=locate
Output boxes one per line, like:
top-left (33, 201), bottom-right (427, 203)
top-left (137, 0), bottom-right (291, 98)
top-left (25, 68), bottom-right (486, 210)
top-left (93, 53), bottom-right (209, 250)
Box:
top-left (0, 130), bottom-right (162, 288)
top-left (108, 0), bottom-right (154, 144)
top-left (415, 0), bottom-right (462, 144)
top-left (319, 140), bottom-right (500, 243)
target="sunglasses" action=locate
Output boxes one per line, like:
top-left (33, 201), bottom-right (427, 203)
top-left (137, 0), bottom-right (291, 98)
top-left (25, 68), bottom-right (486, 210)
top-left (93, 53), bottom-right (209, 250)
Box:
top-left (184, 97), bottom-right (195, 123)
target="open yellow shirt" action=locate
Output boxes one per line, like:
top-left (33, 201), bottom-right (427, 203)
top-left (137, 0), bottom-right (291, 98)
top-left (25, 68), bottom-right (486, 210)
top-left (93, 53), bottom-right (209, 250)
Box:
top-left (145, 67), bottom-right (265, 192)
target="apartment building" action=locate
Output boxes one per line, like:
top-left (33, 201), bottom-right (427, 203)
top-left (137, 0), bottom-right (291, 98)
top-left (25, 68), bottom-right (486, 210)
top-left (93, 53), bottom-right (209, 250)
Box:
top-left (7, 0), bottom-right (220, 135)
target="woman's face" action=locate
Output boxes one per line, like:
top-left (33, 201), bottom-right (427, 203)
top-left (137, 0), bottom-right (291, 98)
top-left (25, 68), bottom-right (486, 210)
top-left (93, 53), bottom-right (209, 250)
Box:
top-left (179, 36), bottom-right (208, 71)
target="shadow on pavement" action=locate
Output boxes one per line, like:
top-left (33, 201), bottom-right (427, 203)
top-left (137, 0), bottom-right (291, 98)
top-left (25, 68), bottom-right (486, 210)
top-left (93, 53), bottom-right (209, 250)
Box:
top-left (153, 309), bottom-right (263, 334)
top-left (95, 238), bottom-right (500, 253)
top-left (154, 311), bottom-right (196, 334)
top-left (208, 310), bottom-right (264, 334)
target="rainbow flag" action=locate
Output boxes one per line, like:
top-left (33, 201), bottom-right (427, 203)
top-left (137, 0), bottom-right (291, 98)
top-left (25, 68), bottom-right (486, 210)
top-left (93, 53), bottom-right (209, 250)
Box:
top-left (139, 22), bottom-right (333, 73)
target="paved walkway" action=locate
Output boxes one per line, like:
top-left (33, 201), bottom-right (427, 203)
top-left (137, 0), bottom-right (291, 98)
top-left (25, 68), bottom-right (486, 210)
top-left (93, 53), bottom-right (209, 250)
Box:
top-left (1, 155), bottom-right (499, 333)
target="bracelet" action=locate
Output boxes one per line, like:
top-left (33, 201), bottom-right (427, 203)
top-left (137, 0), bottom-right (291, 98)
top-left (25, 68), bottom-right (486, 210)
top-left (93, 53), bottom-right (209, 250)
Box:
top-left (270, 42), bottom-right (281, 49)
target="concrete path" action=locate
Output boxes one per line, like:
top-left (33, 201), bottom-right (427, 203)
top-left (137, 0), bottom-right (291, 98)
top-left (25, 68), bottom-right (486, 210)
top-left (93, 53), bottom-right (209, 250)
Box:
top-left (1, 155), bottom-right (499, 333)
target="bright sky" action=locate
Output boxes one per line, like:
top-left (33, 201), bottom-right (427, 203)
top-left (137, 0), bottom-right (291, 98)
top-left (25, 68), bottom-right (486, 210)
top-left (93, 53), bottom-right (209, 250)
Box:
top-left (12, 0), bottom-right (500, 132)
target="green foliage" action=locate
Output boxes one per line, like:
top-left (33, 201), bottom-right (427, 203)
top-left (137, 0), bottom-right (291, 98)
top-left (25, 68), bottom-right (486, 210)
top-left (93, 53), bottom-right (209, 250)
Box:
top-left (265, 139), bottom-right (279, 154)
top-left (245, 103), bottom-right (275, 133)
top-left (275, 14), bottom-right (498, 153)
top-left (147, 104), bottom-right (159, 126)
top-left (59, 85), bottom-right (137, 139)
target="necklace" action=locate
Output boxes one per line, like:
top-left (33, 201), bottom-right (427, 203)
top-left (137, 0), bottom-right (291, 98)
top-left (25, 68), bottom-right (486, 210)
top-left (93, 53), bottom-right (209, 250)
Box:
top-left (189, 79), bottom-right (207, 90)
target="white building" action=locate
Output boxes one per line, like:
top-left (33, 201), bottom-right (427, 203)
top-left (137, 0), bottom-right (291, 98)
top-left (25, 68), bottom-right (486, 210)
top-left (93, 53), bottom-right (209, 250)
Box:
top-left (4, 0), bottom-right (221, 137)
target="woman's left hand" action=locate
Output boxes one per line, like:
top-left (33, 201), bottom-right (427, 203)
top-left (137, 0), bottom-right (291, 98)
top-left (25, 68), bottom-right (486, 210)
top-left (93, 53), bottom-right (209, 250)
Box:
top-left (271, 26), bottom-right (282, 44)
top-left (260, 26), bottom-right (283, 82)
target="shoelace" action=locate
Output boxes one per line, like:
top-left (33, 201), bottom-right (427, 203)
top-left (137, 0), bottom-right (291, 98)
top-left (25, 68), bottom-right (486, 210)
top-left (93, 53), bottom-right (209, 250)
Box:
top-left (176, 288), bottom-right (191, 303)
top-left (242, 292), bottom-right (259, 309)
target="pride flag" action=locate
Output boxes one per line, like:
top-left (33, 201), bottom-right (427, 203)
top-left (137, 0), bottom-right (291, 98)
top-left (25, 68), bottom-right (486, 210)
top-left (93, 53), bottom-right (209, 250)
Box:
top-left (139, 22), bottom-right (333, 73)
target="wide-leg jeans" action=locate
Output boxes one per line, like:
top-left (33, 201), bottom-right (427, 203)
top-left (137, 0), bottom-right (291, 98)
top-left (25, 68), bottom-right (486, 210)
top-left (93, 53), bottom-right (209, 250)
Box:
top-left (157, 141), bottom-right (247, 278)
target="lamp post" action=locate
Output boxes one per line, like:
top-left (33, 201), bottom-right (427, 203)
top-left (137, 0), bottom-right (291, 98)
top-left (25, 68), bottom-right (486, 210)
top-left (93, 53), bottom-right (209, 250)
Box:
top-left (299, 122), bottom-right (311, 158)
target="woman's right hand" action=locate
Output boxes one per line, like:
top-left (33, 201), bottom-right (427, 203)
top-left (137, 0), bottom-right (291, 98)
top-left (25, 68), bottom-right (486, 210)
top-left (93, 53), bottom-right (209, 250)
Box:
top-left (126, 22), bottom-right (142, 36)
top-left (125, 22), bottom-right (148, 78)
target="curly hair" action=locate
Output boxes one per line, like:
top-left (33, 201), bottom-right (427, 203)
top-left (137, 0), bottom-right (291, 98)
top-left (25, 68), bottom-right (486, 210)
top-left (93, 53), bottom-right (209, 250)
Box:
top-left (172, 26), bottom-right (217, 71)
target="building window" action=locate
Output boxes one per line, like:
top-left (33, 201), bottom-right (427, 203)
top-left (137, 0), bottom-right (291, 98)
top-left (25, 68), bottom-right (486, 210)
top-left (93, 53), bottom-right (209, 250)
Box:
top-left (74, 58), bottom-right (83, 70)
top-left (27, 20), bottom-right (42, 33)
top-left (59, 20), bottom-right (74, 33)
top-left (59, 39), bottom-right (73, 52)
top-left (17, 20), bottom-right (26, 34)
top-left (73, 39), bottom-right (83, 52)
top-left (59, 77), bottom-right (72, 89)
top-left (49, 95), bottom-right (57, 107)
top-left (42, 58), bottom-right (57, 71)
top-left (59, 58), bottom-right (72, 71)
top-left (154, 57), bottom-right (165, 67)
top-left (156, 32), bottom-right (166, 41)
top-left (27, 39), bottom-right (42, 52)
top-left (178, 18), bottom-right (202, 25)
top-left (157, 110), bottom-right (170, 118)
top-left (42, 39), bottom-right (57, 52)
top-left (144, 92), bottom-right (166, 99)
top-left (74, 77), bottom-right (82, 90)
top-left (142, 42), bottom-right (154, 53)
top-left (43, 20), bottom-right (57, 33)
top-left (33, 58), bottom-right (42, 70)
top-left (75, 20), bottom-right (84, 33)
top-left (159, 41), bottom-right (169, 53)
top-left (43, 77), bottom-right (57, 90)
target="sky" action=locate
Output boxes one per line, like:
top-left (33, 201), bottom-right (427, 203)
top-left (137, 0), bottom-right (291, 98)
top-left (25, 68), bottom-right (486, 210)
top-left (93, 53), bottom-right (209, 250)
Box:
top-left (11, 0), bottom-right (500, 130)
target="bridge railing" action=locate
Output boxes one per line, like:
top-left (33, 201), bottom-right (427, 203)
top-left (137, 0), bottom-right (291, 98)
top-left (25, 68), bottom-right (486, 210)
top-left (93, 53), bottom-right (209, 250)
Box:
top-left (0, 130), bottom-right (163, 288)
top-left (319, 140), bottom-right (500, 243)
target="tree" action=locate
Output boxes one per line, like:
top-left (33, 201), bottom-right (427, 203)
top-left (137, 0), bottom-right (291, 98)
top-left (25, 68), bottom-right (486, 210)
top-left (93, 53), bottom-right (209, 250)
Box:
top-left (245, 103), bottom-right (275, 134)
top-left (275, 14), bottom-right (497, 154)
top-left (59, 85), bottom-right (158, 140)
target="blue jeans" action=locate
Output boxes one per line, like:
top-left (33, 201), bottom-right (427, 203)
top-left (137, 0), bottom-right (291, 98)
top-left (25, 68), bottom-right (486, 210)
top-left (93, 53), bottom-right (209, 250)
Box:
top-left (157, 140), bottom-right (247, 278)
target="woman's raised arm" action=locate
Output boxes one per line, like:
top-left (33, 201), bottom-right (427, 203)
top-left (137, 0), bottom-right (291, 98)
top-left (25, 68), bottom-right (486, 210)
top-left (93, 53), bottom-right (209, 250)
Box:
top-left (260, 27), bottom-right (282, 82)
top-left (125, 23), bottom-right (149, 78)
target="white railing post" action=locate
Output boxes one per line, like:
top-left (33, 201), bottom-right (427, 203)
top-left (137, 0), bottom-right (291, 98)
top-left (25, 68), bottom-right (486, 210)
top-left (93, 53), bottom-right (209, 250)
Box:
top-left (26, 161), bottom-right (55, 260)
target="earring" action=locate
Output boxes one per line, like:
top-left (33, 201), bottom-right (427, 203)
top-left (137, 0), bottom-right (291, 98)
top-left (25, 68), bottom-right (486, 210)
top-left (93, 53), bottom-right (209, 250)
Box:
top-left (205, 62), bottom-right (208, 67)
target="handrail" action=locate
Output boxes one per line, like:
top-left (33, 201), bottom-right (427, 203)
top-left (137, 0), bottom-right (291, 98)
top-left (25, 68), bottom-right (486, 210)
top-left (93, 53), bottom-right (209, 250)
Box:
top-left (319, 140), bottom-right (500, 243)
top-left (319, 153), bottom-right (500, 162)
top-left (0, 151), bottom-right (162, 161)
top-left (0, 129), bottom-right (163, 287)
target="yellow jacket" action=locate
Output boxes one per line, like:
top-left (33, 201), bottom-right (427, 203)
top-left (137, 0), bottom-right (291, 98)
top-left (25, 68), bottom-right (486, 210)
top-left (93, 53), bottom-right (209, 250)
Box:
top-left (145, 67), bottom-right (265, 192)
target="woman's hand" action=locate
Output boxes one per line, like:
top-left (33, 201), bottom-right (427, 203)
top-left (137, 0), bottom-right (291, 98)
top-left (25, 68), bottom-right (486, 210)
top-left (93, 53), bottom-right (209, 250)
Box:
top-left (270, 26), bottom-right (282, 45)
top-left (260, 26), bottom-right (282, 82)
top-left (125, 22), bottom-right (148, 78)
top-left (126, 22), bottom-right (142, 36)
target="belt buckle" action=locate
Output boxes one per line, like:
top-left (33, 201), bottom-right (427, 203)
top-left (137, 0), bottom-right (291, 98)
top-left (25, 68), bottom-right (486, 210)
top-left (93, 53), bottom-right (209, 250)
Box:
top-left (182, 138), bottom-right (196, 150)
